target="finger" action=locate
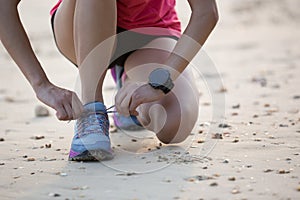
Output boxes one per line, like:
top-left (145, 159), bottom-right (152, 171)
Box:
top-left (63, 103), bottom-right (74, 120)
top-left (55, 104), bottom-right (69, 121)
top-left (129, 92), bottom-right (142, 116)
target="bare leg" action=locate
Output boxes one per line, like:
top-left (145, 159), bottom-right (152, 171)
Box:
top-left (124, 38), bottom-right (200, 144)
top-left (54, 0), bottom-right (117, 104)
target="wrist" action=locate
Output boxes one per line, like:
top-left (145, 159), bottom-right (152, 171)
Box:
top-left (31, 77), bottom-right (51, 93)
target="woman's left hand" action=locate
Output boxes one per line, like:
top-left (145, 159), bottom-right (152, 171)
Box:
top-left (115, 81), bottom-right (165, 116)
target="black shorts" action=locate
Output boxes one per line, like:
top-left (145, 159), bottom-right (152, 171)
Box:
top-left (51, 10), bottom-right (179, 68)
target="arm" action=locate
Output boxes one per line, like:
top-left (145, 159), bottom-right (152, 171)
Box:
top-left (166, 0), bottom-right (219, 80)
top-left (0, 0), bottom-right (83, 120)
top-left (115, 0), bottom-right (218, 116)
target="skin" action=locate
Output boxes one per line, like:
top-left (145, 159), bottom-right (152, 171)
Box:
top-left (0, 0), bottom-right (218, 144)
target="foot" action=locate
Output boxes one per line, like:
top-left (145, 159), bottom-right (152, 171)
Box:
top-left (69, 102), bottom-right (114, 161)
top-left (111, 65), bottom-right (144, 131)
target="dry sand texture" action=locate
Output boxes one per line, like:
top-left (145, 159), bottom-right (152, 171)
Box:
top-left (0, 0), bottom-right (300, 199)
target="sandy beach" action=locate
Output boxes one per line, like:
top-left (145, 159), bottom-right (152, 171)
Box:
top-left (0, 0), bottom-right (300, 199)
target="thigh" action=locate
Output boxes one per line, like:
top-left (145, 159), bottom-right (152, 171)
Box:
top-left (53, 0), bottom-right (77, 64)
top-left (124, 37), bottom-right (200, 142)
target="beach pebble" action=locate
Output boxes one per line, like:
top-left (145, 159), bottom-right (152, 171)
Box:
top-left (263, 169), bottom-right (273, 173)
top-left (219, 123), bottom-right (231, 128)
top-left (197, 139), bottom-right (205, 144)
top-left (297, 186), bottom-right (300, 191)
top-left (293, 95), bottom-right (300, 99)
top-left (35, 105), bottom-right (50, 117)
top-left (232, 104), bottom-right (240, 109)
top-left (31, 135), bottom-right (45, 140)
top-left (232, 138), bottom-right (239, 143)
top-left (218, 87), bottom-right (227, 93)
top-left (279, 124), bottom-right (288, 127)
top-left (48, 193), bottom-right (61, 197)
top-left (27, 158), bottom-right (35, 162)
top-left (231, 189), bottom-right (240, 194)
top-left (210, 182), bottom-right (218, 187)
top-left (131, 139), bottom-right (137, 142)
top-left (277, 169), bottom-right (290, 174)
top-left (45, 144), bottom-right (51, 148)
top-left (212, 133), bottom-right (223, 139)
top-left (223, 159), bottom-right (229, 163)
top-left (0, 138), bottom-right (4, 142)
top-left (0, 163), bottom-right (5, 166)
top-left (228, 177), bottom-right (236, 181)
top-left (4, 96), bottom-right (15, 103)
top-left (60, 172), bottom-right (68, 177)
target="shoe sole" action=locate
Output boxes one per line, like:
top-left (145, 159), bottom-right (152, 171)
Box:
top-left (69, 149), bottom-right (114, 162)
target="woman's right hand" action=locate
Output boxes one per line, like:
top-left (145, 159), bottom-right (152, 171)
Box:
top-left (34, 82), bottom-right (84, 121)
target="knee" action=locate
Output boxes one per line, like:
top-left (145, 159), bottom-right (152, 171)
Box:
top-left (156, 119), bottom-right (195, 144)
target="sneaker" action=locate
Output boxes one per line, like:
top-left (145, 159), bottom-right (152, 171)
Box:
top-left (69, 102), bottom-right (114, 161)
top-left (110, 65), bottom-right (144, 131)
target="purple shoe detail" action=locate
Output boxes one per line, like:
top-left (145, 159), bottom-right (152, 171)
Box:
top-left (69, 149), bottom-right (81, 158)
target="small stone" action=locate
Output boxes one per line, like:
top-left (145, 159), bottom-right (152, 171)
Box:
top-left (109, 126), bottom-right (118, 133)
top-left (264, 103), bottom-right (270, 107)
top-left (212, 133), bottom-right (223, 139)
top-left (231, 189), bottom-right (240, 194)
top-left (198, 130), bottom-right (204, 134)
top-left (263, 169), bottom-right (273, 173)
top-left (197, 139), bottom-right (205, 144)
top-left (232, 139), bottom-right (239, 143)
top-left (48, 193), bottom-right (61, 197)
top-left (0, 138), bottom-right (4, 142)
top-left (232, 104), bottom-right (240, 109)
top-left (60, 172), bottom-right (68, 177)
top-left (228, 177), bottom-right (236, 181)
top-left (31, 135), bottom-right (45, 140)
top-left (277, 169), bottom-right (290, 174)
top-left (253, 114), bottom-right (259, 118)
top-left (0, 163), bottom-right (5, 166)
top-left (232, 112), bottom-right (238, 116)
top-left (297, 186), bottom-right (300, 191)
top-left (223, 159), bottom-right (229, 163)
top-left (159, 142), bottom-right (162, 147)
top-left (254, 138), bottom-right (262, 142)
top-left (279, 124), bottom-right (288, 128)
top-left (27, 158), bottom-right (35, 162)
top-left (35, 105), bottom-right (50, 117)
top-left (218, 123), bottom-right (231, 128)
top-left (209, 182), bottom-right (218, 187)
top-left (4, 96), bottom-right (15, 103)
top-left (218, 87), bottom-right (227, 93)
top-left (293, 95), bottom-right (300, 99)
top-left (45, 144), bottom-right (52, 148)
top-left (131, 139), bottom-right (137, 142)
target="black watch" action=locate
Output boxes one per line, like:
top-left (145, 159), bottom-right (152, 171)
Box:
top-left (148, 68), bottom-right (174, 94)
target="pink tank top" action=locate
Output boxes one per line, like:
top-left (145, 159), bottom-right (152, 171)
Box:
top-left (50, 0), bottom-right (181, 37)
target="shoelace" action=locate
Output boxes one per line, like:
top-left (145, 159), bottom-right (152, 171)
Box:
top-left (67, 105), bottom-right (116, 124)
top-left (76, 110), bottom-right (111, 138)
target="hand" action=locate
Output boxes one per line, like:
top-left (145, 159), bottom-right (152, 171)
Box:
top-left (115, 81), bottom-right (165, 116)
top-left (34, 82), bottom-right (84, 121)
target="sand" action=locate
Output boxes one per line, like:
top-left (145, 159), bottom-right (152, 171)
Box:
top-left (0, 0), bottom-right (299, 199)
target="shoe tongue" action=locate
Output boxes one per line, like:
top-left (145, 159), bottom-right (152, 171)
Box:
top-left (84, 102), bottom-right (106, 112)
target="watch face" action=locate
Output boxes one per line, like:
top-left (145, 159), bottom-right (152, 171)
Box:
top-left (149, 68), bottom-right (169, 85)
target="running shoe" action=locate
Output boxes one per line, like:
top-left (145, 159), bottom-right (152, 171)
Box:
top-left (69, 102), bottom-right (114, 161)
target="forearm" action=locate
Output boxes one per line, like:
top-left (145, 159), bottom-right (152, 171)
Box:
top-left (165, 0), bottom-right (219, 80)
top-left (0, 1), bottom-right (50, 91)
